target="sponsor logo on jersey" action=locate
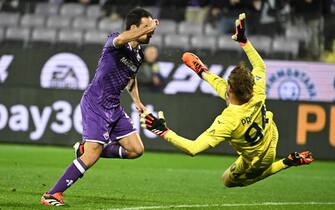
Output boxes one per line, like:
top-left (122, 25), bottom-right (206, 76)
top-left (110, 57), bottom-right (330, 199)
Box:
top-left (120, 57), bottom-right (137, 72)
top-left (40, 53), bottom-right (89, 90)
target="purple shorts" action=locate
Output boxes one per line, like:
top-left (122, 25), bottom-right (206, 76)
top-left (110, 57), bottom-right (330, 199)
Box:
top-left (80, 96), bottom-right (136, 145)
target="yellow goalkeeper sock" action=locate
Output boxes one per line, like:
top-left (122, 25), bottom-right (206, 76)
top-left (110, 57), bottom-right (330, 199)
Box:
top-left (261, 159), bottom-right (288, 178)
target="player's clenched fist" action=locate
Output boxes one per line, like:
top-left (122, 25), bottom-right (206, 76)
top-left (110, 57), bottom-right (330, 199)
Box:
top-left (140, 111), bottom-right (169, 137)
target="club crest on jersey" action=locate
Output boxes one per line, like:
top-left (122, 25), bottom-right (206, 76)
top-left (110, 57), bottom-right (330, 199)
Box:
top-left (103, 132), bottom-right (110, 140)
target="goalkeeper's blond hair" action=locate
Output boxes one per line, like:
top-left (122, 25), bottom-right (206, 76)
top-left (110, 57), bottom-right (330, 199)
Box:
top-left (228, 63), bottom-right (254, 103)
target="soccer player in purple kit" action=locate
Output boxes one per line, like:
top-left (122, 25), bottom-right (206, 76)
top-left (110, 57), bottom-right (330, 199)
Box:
top-left (40, 8), bottom-right (159, 206)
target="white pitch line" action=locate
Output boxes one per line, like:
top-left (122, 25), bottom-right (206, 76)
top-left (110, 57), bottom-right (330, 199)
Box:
top-left (108, 202), bottom-right (335, 210)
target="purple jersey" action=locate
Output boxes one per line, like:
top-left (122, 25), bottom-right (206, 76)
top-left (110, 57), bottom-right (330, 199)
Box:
top-left (84, 32), bottom-right (144, 109)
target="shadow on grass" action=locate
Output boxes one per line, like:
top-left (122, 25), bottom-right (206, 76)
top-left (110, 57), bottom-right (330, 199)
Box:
top-left (72, 194), bottom-right (159, 205)
top-left (0, 202), bottom-right (41, 209)
top-left (0, 189), bottom-right (163, 209)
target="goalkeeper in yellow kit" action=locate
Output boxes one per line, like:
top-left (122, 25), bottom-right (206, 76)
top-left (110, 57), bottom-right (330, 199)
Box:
top-left (141, 13), bottom-right (313, 187)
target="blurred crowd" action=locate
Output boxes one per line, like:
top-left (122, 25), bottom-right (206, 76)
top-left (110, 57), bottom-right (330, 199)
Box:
top-left (137, 46), bottom-right (164, 91)
top-left (1, 0), bottom-right (335, 62)
top-left (0, 0), bottom-right (335, 65)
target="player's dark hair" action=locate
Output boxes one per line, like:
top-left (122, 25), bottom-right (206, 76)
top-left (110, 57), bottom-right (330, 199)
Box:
top-left (125, 8), bottom-right (152, 30)
top-left (228, 62), bottom-right (254, 103)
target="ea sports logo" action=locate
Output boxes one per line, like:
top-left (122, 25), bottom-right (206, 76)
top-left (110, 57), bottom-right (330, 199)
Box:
top-left (40, 53), bottom-right (89, 90)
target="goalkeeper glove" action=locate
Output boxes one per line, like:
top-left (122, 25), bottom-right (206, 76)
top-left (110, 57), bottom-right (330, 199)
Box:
top-left (140, 111), bottom-right (169, 137)
top-left (182, 52), bottom-right (208, 78)
top-left (231, 13), bottom-right (247, 44)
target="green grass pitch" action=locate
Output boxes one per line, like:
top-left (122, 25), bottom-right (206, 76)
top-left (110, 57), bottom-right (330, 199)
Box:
top-left (0, 144), bottom-right (334, 210)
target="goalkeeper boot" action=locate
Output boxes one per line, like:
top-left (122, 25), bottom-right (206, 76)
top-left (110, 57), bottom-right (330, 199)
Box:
top-left (283, 151), bottom-right (313, 166)
top-left (73, 142), bottom-right (84, 158)
top-left (40, 192), bottom-right (65, 206)
top-left (182, 52), bottom-right (208, 77)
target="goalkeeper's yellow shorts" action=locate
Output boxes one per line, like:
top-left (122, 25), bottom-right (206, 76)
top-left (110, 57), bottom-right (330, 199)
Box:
top-left (225, 122), bottom-right (279, 186)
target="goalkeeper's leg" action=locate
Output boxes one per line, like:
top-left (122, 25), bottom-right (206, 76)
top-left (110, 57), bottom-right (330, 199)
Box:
top-left (249, 125), bottom-right (313, 185)
top-left (222, 149), bottom-right (313, 187)
top-left (234, 151), bottom-right (313, 187)
top-left (222, 123), bottom-right (312, 187)
top-left (222, 152), bottom-right (286, 187)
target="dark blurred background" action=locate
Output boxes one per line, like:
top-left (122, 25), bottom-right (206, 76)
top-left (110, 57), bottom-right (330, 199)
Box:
top-left (0, 0), bottom-right (334, 60)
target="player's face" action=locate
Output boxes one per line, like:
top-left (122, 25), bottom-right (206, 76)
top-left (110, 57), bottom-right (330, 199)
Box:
top-left (137, 17), bottom-right (154, 44)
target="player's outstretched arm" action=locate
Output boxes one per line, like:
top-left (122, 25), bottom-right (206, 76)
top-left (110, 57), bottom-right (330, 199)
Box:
top-left (232, 13), bottom-right (266, 95)
top-left (182, 52), bottom-right (227, 100)
top-left (232, 13), bottom-right (265, 71)
top-left (140, 111), bottom-right (220, 156)
top-left (113, 18), bottom-right (159, 47)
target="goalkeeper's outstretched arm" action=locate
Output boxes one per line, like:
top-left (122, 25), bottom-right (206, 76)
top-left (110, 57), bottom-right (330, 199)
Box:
top-left (164, 131), bottom-right (216, 156)
top-left (202, 73), bottom-right (227, 100)
top-left (232, 13), bottom-right (265, 73)
top-left (140, 112), bottom-right (226, 156)
top-left (232, 13), bottom-right (266, 95)
top-left (182, 52), bottom-right (227, 100)
top-left (241, 42), bottom-right (266, 77)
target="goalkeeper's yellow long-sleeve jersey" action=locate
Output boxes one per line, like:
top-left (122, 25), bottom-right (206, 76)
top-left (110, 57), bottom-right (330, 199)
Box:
top-left (164, 41), bottom-right (276, 164)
